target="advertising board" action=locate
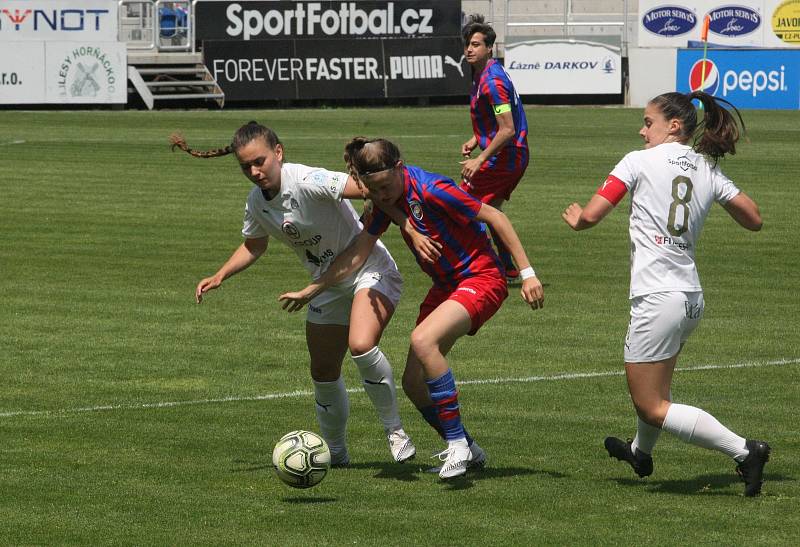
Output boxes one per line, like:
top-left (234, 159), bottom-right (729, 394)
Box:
top-left (676, 47), bottom-right (800, 108)
top-left (0, 0), bottom-right (118, 42)
top-left (203, 35), bottom-right (470, 100)
top-left (505, 38), bottom-right (622, 95)
top-left (195, 0), bottom-right (461, 41)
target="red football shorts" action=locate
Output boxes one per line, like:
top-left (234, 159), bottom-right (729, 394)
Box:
top-left (461, 152), bottom-right (529, 203)
top-left (416, 273), bottom-right (509, 336)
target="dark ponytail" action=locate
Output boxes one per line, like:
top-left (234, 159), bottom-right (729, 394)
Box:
top-left (169, 121), bottom-right (282, 159)
top-left (649, 91), bottom-right (745, 163)
top-left (688, 91), bottom-right (744, 161)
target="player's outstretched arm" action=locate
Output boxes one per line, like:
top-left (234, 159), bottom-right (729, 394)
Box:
top-left (196, 237), bottom-right (268, 303)
top-left (278, 230), bottom-right (380, 312)
top-left (722, 192), bottom-right (762, 231)
top-left (476, 204), bottom-right (544, 310)
top-left (562, 194), bottom-right (616, 231)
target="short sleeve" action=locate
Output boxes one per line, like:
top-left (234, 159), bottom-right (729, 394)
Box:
top-left (483, 70), bottom-right (511, 106)
top-left (712, 168), bottom-right (741, 205)
top-left (363, 204), bottom-right (392, 237)
top-left (427, 179), bottom-right (481, 227)
top-left (295, 167), bottom-right (349, 202)
top-left (609, 151), bottom-right (640, 191)
top-left (242, 197), bottom-right (268, 239)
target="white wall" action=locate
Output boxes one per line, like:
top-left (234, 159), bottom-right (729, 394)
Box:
top-left (628, 47), bottom-right (677, 106)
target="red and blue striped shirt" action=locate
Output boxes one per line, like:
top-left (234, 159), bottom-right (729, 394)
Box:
top-left (470, 58), bottom-right (529, 172)
top-left (364, 165), bottom-right (503, 289)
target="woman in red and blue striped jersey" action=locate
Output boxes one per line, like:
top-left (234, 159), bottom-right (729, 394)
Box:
top-left (460, 14), bottom-right (530, 281)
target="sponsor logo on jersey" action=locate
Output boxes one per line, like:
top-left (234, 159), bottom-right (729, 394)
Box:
top-left (408, 200), bottom-right (423, 220)
top-left (668, 153), bottom-right (697, 172)
top-left (457, 287), bottom-right (477, 295)
top-left (308, 305), bottom-right (323, 315)
top-left (307, 171), bottom-right (328, 185)
top-left (305, 248), bottom-right (334, 267)
top-left (708, 6), bottom-right (761, 37)
top-left (282, 220), bottom-right (300, 239)
top-left (642, 5), bottom-right (697, 36)
top-left (689, 59), bottom-right (719, 94)
top-left (654, 234), bottom-right (691, 250)
top-left (292, 234), bottom-right (323, 247)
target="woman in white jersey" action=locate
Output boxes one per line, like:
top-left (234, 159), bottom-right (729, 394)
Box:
top-left (562, 91), bottom-right (769, 496)
top-left (170, 121), bottom-right (417, 466)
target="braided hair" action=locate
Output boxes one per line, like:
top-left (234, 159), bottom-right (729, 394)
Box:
top-left (169, 121), bottom-right (282, 159)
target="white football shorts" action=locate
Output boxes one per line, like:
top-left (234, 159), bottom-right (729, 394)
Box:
top-left (305, 247), bottom-right (402, 325)
top-left (624, 291), bottom-right (704, 363)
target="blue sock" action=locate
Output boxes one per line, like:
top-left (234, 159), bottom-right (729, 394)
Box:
top-left (419, 405), bottom-right (474, 445)
top-left (426, 369), bottom-right (466, 442)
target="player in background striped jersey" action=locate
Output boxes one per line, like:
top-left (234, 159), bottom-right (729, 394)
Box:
top-left (280, 137), bottom-right (544, 480)
top-left (460, 14), bottom-right (530, 282)
top-left (562, 92), bottom-right (770, 496)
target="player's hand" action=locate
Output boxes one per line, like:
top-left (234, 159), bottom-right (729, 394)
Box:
top-left (562, 202), bottom-right (584, 231)
top-left (410, 232), bottom-right (442, 264)
top-left (460, 157), bottom-right (483, 181)
top-left (196, 276), bottom-right (222, 304)
top-left (520, 276), bottom-right (544, 310)
top-left (278, 286), bottom-right (317, 313)
top-left (461, 139), bottom-right (477, 157)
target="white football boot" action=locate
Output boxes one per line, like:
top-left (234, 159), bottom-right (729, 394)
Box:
top-left (388, 428), bottom-right (416, 463)
top-left (427, 441), bottom-right (487, 474)
top-left (435, 438), bottom-right (472, 480)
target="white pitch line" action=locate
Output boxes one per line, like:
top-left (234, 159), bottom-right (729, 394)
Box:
top-left (0, 139), bottom-right (25, 146)
top-left (1, 357), bottom-right (798, 419)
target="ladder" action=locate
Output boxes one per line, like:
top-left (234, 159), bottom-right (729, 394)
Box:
top-left (127, 53), bottom-right (224, 110)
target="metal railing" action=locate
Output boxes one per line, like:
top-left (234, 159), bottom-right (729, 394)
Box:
top-left (503, 0), bottom-right (630, 55)
top-left (118, 0), bottom-right (194, 52)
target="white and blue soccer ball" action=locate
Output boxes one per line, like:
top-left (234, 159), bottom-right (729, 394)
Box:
top-left (272, 430), bottom-right (331, 489)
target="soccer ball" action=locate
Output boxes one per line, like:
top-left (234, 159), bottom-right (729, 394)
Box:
top-left (272, 430), bottom-right (331, 489)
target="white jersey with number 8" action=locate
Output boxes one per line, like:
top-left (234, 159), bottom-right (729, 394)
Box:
top-left (609, 142), bottom-right (740, 298)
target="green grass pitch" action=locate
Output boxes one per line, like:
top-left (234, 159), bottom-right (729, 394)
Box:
top-left (1, 106), bottom-right (798, 545)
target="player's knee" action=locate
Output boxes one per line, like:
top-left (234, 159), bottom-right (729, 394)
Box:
top-left (409, 327), bottom-right (435, 359)
top-left (348, 337), bottom-right (375, 357)
top-left (633, 400), bottom-right (669, 428)
top-left (310, 360), bottom-right (342, 383)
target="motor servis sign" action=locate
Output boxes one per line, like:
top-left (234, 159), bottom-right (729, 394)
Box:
top-left (638, 1), bottom-right (800, 47)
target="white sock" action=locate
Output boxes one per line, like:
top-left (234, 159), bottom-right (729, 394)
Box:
top-left (662, 403), bottom-right (749, 460)
top-left (313, 377), bottom-right (349, 457)
top-left (631, 417), bottom-right (661, 455)
top-left (632, 391), bottom-right (670, 455)
top-left (352, 346), bottom-right (402, 433)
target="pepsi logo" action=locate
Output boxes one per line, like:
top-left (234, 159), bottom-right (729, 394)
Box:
top-left (642, 6), bottom-right (697, 36)
top-left (707, 6), bottom-right (761, 37)
top-left (689, 59), bottom-right (719, 94)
